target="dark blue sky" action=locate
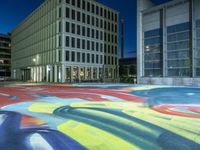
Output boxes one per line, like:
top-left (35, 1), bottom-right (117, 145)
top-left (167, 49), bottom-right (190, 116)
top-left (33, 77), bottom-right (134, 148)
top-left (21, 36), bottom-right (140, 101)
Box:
top-left (0, 0), bottom-right (170, 58)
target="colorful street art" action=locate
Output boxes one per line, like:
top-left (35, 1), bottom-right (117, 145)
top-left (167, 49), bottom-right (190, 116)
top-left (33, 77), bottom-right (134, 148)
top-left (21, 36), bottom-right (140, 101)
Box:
top-left (0, 83), bottom-right (199, 150)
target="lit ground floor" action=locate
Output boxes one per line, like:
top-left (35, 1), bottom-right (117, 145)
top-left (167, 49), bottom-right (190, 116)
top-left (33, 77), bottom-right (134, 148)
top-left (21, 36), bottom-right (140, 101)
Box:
top-left (12, 64), bottom-right (119, 83)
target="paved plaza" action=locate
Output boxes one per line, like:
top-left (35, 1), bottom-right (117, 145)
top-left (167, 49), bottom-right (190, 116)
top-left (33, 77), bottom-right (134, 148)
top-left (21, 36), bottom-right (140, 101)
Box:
top-left (0, 83), bottom-right (199, 150)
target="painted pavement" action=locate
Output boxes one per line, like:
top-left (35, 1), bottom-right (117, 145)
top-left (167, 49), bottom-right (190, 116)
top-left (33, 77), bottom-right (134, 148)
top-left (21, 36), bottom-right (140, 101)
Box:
top-left (0, 83), bottom-right (199, 150)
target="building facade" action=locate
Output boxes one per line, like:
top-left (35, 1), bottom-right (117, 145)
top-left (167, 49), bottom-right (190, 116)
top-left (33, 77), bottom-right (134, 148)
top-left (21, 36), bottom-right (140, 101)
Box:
top-left (137, 0), bottom-right (200, 85)
top-left (12, 0), bottom-right (119, 83)
top-left (0, 34), bottom-right (11, 81)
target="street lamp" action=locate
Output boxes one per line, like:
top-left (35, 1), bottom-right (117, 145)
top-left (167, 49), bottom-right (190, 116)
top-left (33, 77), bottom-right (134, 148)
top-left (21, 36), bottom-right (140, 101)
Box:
top-left (32, 58), bottom-right (36, 83)
top-left (33, 58), bottom-right (36, 62)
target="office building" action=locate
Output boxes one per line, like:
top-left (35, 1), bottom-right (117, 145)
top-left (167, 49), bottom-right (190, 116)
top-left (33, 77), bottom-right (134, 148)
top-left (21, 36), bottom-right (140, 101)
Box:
top-left (12, 0), bottom-right (119, 82)
top-left (137, 0), bottom-right (200, 85)
top-left (0, 34), bottom-right (11, 81)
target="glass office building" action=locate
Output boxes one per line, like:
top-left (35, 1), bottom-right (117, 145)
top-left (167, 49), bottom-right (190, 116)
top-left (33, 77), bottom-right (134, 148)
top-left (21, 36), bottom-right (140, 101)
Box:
top-left (12, 0), bottom-right (119, 83)
top-left (137, 0), bottom-right (200, 85)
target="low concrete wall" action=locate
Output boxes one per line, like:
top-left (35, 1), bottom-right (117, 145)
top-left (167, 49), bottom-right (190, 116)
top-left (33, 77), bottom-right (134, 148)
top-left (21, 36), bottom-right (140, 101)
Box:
top-left (138, 77), bottom-right (200, 86)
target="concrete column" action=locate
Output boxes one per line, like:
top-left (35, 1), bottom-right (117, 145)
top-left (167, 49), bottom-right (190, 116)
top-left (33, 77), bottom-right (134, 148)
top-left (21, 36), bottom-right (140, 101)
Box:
top-left (78, 67), bottom-right (80, 82)
top-left (61, 64), bottom-right (65, 83)
top-left (54, 65), bottom-right (58, 82)
top-left (97, 67), bottom-right (99, 80)
top-left (70, 66), bottom-right (73, 83)
top-left (50, 65), bottom-right (54, 82)
top-left (91, 67), bottom-right (93, 80)
top-left (46, 66), bottom-right (49, 82)
top-left (84, 67), bottom-right (87, 80)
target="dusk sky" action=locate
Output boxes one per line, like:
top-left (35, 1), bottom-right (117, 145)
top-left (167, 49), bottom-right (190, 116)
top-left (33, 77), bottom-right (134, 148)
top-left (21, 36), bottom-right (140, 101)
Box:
top-left (0, 0), bottom-right (171, 58)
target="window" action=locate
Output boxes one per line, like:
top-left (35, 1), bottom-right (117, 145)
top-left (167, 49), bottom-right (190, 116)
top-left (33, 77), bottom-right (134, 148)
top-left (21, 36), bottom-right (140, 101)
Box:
top-left (66, 7), bottom-right (69, 18)
top-left (108, 22), bottom-right (110, 31)
top-left (92, 16), bottom-right (95, 26)
top-left (100, 8), bottom-right (103, 16)
top-left (66, 22), bottom-right (70, 32)
top-left (82, 0), bottom-right (85, 10)
top-left (104, 9), bottom-right (107, 18)
top-left (59, 36), bottom-right (62, 47)
top-left (77, 11), bottom-right (80, 21)
top-left (59, 21), bottom-right (61, 32)
top-left (87, 15), bottom-right (90, 24)
top-left (92, 54), bottom-right (95, 63)
top-left (96, 6), bottom-right (99, 15)
top-left (71, 37), bottom-right (75, 48)
top-left (112, 13), bottom-right (114, 21)
top-left (104, 21), bottom-right (107, 30)
top-left (72, 0), bottom-right (75, 6)
top-left (100, 55), bottom-right (103, 64)
top-left (77, 38), bottom-right (80, 48)
top-left (82, 39), bottom-right (85, 49)
top-left (166, 22), bottom-right (190, 77)
top-left (100, 19), bottom-right (103, 28)
top-left (115, 35), bottom-right (117, 43)
top-left (115, 14), bottom-right (117, 22)
top-left (72, 9), bottom-right (75, 20)
top-left (65, 51), bottom-right (69, 61)
top-left (100, 31), bottom-right (103, 40)
top-left (92, 4), bottom-right (95, 13)
top-left (59, 7), bottom-right (62, 18)
top-left (96, 55), bottom-right (99, 63)
top-left (77, 52), bottom-right (80, 62)
top-left (66, 36), bottom-right (69, 47)
top-left (87, 2), bottom-right (90, 12)
top-left (96, 30), bottom-right (99, 39)
top-left (82, 26), bottom-right (85, 36)
top-left (82, 53), bottom-right (85, 62)
top-left (92, 29), bottom-right (94, 38)
top-left (59, 50), bottom-right (62, 62)
top-left (77, 0), bottom-right (80, 8)
top-left (77, 25), bottom-right (80, 35)
top-left (87, 28), bottom-right (90, 37)
top-left (144, 28), bottom-right (162, 77)
top-left (115, 46), bottom-right (117, 54)
top-left (71, 51), bottom-right (75, 62)
top-left (96, 43), bottom-right (99, 51)
top-left (71, 23), bottom-right (75, 34)
top-left (104, 33), bottom-right (107, 41)
top-left (87, 53), bottom-right (90, 63)
top-left (66, 0), bottom-right (70, 4)
top-left (100, 43), bottom-right (103, 52)
top-left (96, 18), bottom-right (99, 27)
top-left (87, 40), bottom-right (90, 50)
top-left (82, 13), bottom-right (86, 23)
top-left (108, 11), bottom-right (110, 19)
top-left (92, 41), bottom-right (95, 51)
top-left (104, 44), bottom-right (107, 53)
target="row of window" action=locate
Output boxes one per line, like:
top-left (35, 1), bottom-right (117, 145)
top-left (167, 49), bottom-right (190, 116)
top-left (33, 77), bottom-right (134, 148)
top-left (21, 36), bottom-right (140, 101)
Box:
top-left (167, 22), bottom-right (190, 77)
top-left (63, 8), bottom-right (117, 32)
top-left (143, 21), bottom-right (200, 77)
top-left (63, 22), bottom-right (117, 43)
top-left (61, 0), bottom-right (118, 22)
top-left (144, 28), bottom-right (162, 77)
top-left (63, 36), bottom-right (117, 54)
top-left (59, 50), bottom-right (117, 65)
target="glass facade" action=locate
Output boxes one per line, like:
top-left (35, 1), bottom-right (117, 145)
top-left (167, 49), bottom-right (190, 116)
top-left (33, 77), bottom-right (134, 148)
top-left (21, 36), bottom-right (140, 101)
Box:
top-left (144, 29), bottom-right (162, 77)
top-left (196, 20), bottom-right (200, 76)
top-left (167, 22), bottom-right (190, 77)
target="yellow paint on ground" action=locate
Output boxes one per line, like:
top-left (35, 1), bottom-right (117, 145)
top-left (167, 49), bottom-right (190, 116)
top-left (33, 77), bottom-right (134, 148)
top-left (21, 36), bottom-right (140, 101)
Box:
top-left (58, 120), bottom-right (141, 150)
top-left (28, 103), bottom-right (62, 113)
